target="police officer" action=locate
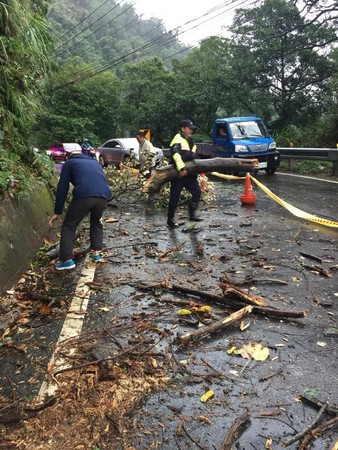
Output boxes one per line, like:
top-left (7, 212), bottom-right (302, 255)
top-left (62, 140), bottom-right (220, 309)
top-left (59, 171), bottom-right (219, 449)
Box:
top-left (167, 119), bottom-right (202, 228)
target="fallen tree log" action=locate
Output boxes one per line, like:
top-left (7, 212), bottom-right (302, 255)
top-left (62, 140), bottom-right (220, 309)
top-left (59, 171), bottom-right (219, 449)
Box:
top-left (170, 283), bottom-right (306, 319)
top-left (143, 158), bottom-right (257, 194)
top-left (138, 282), bottom-right (306, 319)
top-left (175, 306), bottom-right (253, 343)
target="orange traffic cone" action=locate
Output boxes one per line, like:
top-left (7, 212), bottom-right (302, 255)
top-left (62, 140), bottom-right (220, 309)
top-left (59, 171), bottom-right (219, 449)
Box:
top-left (240, 173), bottom-right (256, 205)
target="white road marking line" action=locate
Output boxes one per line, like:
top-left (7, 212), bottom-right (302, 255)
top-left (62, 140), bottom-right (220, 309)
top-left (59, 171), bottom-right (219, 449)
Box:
top-left (36, 258), bottom-right (96, 402)
top-left (277, 172), bottom-right (338, 184)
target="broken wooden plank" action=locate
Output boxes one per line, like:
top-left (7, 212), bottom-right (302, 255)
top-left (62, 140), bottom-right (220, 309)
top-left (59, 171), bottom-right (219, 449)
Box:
top-left (219, 281), bottom-right (267, 307)
top-left (143, 158), bottom-right (256, 194)
top-left (299, 251), bottom-right (322, 263)
top-left (218, 411), bottom-right (251, 450)
top-left (175, 306), bottom-right (253, 344)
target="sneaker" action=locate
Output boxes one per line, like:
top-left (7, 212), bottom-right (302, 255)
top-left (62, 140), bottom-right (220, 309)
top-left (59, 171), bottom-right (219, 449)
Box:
top-left (56, 259), bottom-right (75, 271)
top-left (89, 253), bottom-right (101, 262)
top-left (167, 218), bottom-right (178, 228)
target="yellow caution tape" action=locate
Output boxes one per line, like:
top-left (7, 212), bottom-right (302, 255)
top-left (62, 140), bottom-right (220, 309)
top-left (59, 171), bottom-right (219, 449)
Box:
top-left (210, 171), bottom-right (338, 228)
top-left (210, 171), bottom-right (245, 180)
top-left (250, 175), bottom-right (338, 228)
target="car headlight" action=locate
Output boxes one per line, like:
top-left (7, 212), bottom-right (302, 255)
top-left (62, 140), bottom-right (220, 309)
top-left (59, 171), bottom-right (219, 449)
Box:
top-left (269, 141), bottom-right (276, 150)
top-left (235, 145), bottom-right (248, 153)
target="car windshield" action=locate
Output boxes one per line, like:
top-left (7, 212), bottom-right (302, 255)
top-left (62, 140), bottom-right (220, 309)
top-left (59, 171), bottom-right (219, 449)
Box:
top-left (119, 138), bottom-right (139, 150)
top-left (229, 121), bottom-right (270, 139)
top-left (63, 143), bottom-right (82, 152)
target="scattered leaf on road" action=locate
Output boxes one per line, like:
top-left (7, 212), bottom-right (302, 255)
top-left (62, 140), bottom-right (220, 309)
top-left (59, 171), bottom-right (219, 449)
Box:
top-left (200, 389), bottom-right (214, 403)
top-left (178, 309), bottom-right (192, 315)
top-left (238, 342), bottom-right (270, 361)
top-left (324, 327), bottom-right (338, 336)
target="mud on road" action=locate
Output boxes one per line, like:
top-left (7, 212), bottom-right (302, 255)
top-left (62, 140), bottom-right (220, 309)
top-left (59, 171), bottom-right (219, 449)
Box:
top-left (0, 176), bottom-right (337, 450)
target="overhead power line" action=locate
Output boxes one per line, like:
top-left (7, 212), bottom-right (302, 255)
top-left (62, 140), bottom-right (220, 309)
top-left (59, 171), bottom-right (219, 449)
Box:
top-left (54, 0), bottom-right (137, 52)
top-left (80, 0), bottom-right (250, 77)
top-left (52, 0), bottom-right (254, 90)
top-left (55, 0), bottom-right (112, 43)
top-left (62, 2), bottom-right (137, 55)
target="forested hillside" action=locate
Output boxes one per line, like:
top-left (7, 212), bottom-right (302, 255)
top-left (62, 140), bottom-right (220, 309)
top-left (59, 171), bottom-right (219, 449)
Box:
top-left (47, 0), bottom-right (187, 67)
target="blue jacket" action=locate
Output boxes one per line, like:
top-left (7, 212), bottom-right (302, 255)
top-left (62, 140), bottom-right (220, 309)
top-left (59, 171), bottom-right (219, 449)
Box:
top-left (54, 154), bottom-right (111, 215)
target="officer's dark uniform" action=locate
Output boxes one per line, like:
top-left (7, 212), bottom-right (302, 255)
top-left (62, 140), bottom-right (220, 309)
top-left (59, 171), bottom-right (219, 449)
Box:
top-left (167, 121), bottom-right (202, 227)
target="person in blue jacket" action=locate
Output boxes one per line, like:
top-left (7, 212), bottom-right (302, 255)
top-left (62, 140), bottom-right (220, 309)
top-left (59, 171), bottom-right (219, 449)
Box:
top-left (48, 144), bottom-right (111, 270)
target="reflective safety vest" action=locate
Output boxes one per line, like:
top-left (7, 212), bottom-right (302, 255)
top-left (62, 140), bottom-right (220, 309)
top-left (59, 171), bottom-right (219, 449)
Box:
top-left (170, 133), bottom-right (197, 171)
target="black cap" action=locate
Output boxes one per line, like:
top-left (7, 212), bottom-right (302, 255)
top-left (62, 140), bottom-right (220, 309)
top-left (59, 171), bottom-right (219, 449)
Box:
top-left (179, 119), bottom-right (197, 130)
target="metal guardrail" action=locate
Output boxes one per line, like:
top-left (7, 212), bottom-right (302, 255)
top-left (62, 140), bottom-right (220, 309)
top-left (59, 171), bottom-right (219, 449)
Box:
top-left (163, 146), bottom-right (338, 176)
top-left (277, 147), bottom-right (338, 177)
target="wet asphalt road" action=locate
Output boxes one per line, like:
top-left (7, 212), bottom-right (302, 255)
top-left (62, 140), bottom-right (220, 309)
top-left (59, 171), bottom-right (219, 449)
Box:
top-left (1, 171), bottom-right (338, 449)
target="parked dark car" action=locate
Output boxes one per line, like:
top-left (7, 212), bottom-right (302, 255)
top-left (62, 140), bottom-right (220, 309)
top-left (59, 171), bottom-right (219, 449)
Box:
top-left (95, 138), bottom-right (164, 168)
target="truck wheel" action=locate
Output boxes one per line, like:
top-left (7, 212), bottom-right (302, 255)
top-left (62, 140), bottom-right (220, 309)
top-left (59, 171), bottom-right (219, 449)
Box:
top-left (265, 168), bottom-right (276, 175)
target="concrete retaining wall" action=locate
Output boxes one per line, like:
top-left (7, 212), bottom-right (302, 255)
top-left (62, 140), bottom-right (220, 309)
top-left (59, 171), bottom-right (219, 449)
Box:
top-left (0, 182), bottom-right (54, 295)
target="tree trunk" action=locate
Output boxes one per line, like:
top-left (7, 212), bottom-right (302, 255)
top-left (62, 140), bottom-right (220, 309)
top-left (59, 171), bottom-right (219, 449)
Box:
top-left (175, 306), bottom-right (253, 343)
top-left (143, 158), bottom-right (257, 194)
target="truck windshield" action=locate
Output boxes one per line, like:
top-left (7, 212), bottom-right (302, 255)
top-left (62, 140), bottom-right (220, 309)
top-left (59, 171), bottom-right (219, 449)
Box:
top-left (229, 121), bottom-right (270, 139)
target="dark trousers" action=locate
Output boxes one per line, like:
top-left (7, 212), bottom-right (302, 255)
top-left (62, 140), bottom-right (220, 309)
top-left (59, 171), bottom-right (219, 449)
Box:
top-left (168, 176), bottom-right (201, 219)
top-left (59, 197), bottom-right (107, 261)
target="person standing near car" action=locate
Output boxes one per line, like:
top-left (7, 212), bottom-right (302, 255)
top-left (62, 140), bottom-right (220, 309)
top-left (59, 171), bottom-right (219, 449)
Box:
top-left (167, 119), bottom-right (202, 228)
top-left (81, 138), bottom-right (96, 158)
top-left (48, 145), bottom-right (111, 270)
top-left (135, 131), bottom-right (155, 174)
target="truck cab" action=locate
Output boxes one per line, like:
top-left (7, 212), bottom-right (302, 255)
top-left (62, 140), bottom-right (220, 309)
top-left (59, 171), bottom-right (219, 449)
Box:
top-left (197, 117), bottom-right (280, 174)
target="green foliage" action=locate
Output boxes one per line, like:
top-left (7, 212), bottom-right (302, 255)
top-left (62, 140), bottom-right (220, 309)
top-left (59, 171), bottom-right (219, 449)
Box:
top-left (0, 0), bottom-right (53, 159)
top-left (171, 37), bottom-right (235, 135)
top-left (280, 160), bottom-right (332, 175)
top-left (32, 58), bottom-right (122, 148)
top-left (118, 58), bottom-right (178, 147)
top-left (0, 151), bottom-right (31, 199)
top-left (0, 147), bottom-right (57, 199)
top-left (229, 0), bottom-right (336, 130)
